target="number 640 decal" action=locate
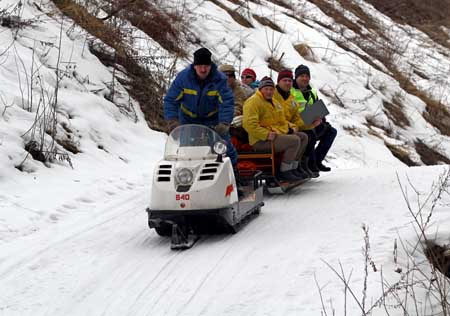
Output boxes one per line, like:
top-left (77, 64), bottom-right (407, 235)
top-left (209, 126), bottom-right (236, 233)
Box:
top-left (176, 194), bottom-right (190, 201)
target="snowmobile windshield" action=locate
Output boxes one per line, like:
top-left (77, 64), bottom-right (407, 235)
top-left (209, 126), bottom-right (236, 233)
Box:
top-left (164, 124), bottom-right (224, 161)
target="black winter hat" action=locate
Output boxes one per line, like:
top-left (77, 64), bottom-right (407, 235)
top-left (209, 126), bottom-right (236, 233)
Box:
top-left (193, 47), bottom-right (212, 65)
top-left (294, 64), bottom-right (310, 78)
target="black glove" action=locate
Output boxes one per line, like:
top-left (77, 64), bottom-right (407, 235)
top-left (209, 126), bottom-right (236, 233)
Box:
top-left (215, 123), bottom-right (229, 136)
top-left (167, 119), bottom-right (179, 133)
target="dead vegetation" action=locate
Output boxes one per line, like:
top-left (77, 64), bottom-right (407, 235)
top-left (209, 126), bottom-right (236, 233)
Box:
top-left (393, 71), bottom-right (450, 137)
top-left (252, 14), bottom-right (283, 33)
top-left (366, 0), bottom-right (450, 50)
top-left (425, 241), bottom-right (450, 278)
top-left (414, 139), bottom-right (450, 165)
top-left (206, 0), bottom-right (253, 28)
top-left (265, 55), bottom-right (287, 72)
top-left (265, 0), bottom-right (293, 10)
top-left (384, 142), bottom-right (417, 166)
top-left (382, 95), bottom-right (410, 128)
top-left (107, 0), bottom-right (187, 56)
top-left (293, 43), bottom-right (318, 62)
top-left (51, 0), bottom-right (181, 130)
top-left (342, 125), bottom-right (362, 137)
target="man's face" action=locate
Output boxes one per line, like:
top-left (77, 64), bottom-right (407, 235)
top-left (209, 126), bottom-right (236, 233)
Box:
top-left (194, 65), bottom-right (211, 80)
top-left (260, 86), bottom-right (274, 100)
top-left (295, 74), bottom-right (310, 89)
top-left (278, 78), bottom-right (293, 92)
top-left (241, 74), bottom-right (255, 85)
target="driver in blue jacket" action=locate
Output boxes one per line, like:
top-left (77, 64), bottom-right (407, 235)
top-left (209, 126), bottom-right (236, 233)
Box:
top-left (163, 47), bottom-right (237, 165)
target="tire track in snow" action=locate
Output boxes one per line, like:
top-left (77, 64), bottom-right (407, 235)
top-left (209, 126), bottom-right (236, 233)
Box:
top-left (0, 190), bottom-right (146, 281)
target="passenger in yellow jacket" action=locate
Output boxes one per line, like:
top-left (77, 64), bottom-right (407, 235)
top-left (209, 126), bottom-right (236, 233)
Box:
top-left (243, 76), bottom-right (308, 181)
top-left (273, 69), bottom-right (320, 178)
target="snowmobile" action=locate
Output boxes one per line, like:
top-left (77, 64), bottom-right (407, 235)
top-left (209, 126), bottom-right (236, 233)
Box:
top-left (146, 124), bottom-right (264, 250)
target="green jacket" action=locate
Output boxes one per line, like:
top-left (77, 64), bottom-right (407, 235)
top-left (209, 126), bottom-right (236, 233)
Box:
top-left (290, 85), bottom-right (318, 112)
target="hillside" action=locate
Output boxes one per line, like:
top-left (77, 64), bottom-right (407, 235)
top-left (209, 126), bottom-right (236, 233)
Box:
top-left (2, 0), bottom-right (450, 175)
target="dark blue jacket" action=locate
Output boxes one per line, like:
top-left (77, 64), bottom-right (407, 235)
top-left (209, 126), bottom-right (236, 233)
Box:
top-left (163, 64), bottom-right (234, 125)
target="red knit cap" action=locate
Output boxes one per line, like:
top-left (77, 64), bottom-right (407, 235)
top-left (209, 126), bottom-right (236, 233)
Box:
top-left (241, 68), bottom-right (257, 80)
top-left (277, 69), bottom-right (293, 83)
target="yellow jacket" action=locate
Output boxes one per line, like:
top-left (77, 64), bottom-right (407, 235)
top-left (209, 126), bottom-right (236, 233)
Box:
top-left (243, 90), bottom-right (291, 145)
top-left (273, 87), bottom-right (315, 131)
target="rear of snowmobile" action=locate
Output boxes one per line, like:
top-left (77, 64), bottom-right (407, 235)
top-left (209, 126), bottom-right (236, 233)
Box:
top-left (146, 124), bottom-right (264, 250)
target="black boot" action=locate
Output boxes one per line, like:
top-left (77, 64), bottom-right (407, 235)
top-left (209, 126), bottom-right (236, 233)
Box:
top-left (292, 162), bottom-right (310, 180)
top-left (316, 161), bottom-right (331, 172)
top-left (279, 162), bottom-right (302, 181)
top-left (279, 170), bottom-right (301, 181)
top-left (302, 156), bottom-right (319, 178)
top-left (294, 166), bottom-right (310, 180)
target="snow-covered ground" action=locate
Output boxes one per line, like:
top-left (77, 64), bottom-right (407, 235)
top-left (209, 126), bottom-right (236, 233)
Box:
top-left (1, 161), bottom-right (449, 315)
top-left (1, 0), bottom-right (450, 315)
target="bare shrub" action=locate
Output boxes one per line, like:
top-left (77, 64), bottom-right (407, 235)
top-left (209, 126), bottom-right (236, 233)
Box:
top-left (293, 43), bottom-right (318, 62)
top-left (319, 169), bottom-right (450, 315)
top-left (414, 139), bottom-right (450, 165)
top-left (252, 14), bottom-right (283, 33)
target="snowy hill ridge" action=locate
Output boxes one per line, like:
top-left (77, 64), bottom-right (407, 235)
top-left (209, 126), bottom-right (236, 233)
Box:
top-left (0, 0), bottom-right (450, 315)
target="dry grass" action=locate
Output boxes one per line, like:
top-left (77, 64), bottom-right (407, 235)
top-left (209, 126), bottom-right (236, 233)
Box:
top-left (342, 125), bottom-right (363, 137)
top-left (293, 43), bottom-right (318, 62)
top-left (265, 56), bottom-right (288, 72)
top-left (265, 0), bottom-right (294, 10)
top-left (116, 0), bottom-right (187, 56)
top-left (365, 114), bottom-right (395, 137)
top-left (382, 96), bottom-right (410, 128)
top-left (335, 0), bottom-right (387, 41)
top-left (393, 71), bottom-right (450, 137)
top-left (384, 142), bottom-right (418, 166)
top-left (307, 0), bottom-right (363, 36)
top-left (207, 0), bottom-right (253, 28)
top-left (252, 14), bottom-right (283, 33)
top-left (425, 241), bottom-right (450, 278)
top-left (53, 0), bottom-right (168, 130)
top-left (414, 139), bottom-right (450, 165)
top-left (52, 0), bottom-right (129, 57)
top-left (366, 0), bottom-right (450, 50)
top-left (55, 137), bottom-right (80, 154)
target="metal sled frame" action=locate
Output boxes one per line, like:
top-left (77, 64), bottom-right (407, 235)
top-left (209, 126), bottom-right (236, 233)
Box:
top-left (237, 142), bottom-right (309, 194)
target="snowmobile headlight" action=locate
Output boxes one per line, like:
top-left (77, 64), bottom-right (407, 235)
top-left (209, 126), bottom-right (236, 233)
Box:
top-left (176, 168), bottom-right (193, 185)
top-left (213, 141), bottom-right (227, 155)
